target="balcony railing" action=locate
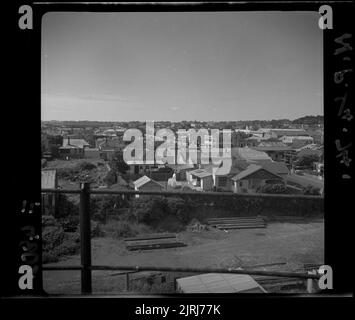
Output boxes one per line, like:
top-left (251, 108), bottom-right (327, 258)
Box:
top-left (41, 183), bottom-right (323, 294)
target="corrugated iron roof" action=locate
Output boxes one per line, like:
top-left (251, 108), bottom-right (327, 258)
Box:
top-left (176, 273), bottom-right (266, 293)
top-left (231, 164), bottom-right (281, 181)
top-left (232, 147), bottom-right (272, 161)
top-left (254, 141), bottom-right (291, 152)
top-left (41, 169), bottom-right (57, 189)
top-left (189, 169), bottom-right (212, 178)
top-left (260, 161), bottom-right (289, 175)
top-left (62, 138), bottom-right (90, 149)
top-left (285, 174), bottom-right (324, 190)
top-left (133, 175), bottom-right (164, 189)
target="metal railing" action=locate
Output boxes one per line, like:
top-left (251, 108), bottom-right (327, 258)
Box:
top-left (42, 183), bottom-right (323, 294)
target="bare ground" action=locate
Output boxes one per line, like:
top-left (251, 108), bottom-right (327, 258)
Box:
top-left (43, 219), bottom-right (324, 294)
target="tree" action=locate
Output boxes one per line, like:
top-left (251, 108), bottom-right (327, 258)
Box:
top-left (303, 185), bottom-right (320, 195)
top-left (103, 170), bottom-right (117, 187)
top-left (110, 151), bottom-right (129, 175)
top-left (257, 183), bottom-right (288, 194)
top-left (297, 154), bottom-right (319, 168)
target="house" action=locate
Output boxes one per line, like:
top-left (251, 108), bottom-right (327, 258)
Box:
top-left (231, 147), bottom-right (272, 164)
top-left (259, 161), bottom-right (289, 177)
top-left (41, 169), bottom-right (58, 216)
top-left (281, 135), bottom-right (314, 146)
top-left (269, 128), bottom-right (309, 138)
top-left (285, 173), bottom-right (324, 195)
top-left (99, 148), bottom-right (116, 161)
top-left (212, 159), bottom-right (248, 191)
top-left (186, 168), bottom-right (214, 191)
top-left (133, 175), bottom-right (164, 197)
top-left (231, 164), bottom-right (284, 193)
top-left (84, 148), bottom-right (100, 159)
top-left (166, 163), bottom-right (195, 181)
top-left (253, 142), bottom-right (292, 162)
top-left (59, 138), bottom-right (90, 159)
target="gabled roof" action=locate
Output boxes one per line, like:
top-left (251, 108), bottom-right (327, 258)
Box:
top-left (254, 141), bottom-right (291, 152)
top-left (270, 129), bottom-right (308, 137)
top-left (231, 164), bottom-right (282, 181)
top-left (41, 169), bottom-right (57, 189)
top-left (133, 175), bottom-right (164, 189)
top-left (260, 161), bottom-right (289, 175)
top-left (285, 174), bottom-right (324, 190)
top-left (232, 147), bottom-right (272, 162)
top-left (189, 168), bottom-right (213, 178)
top-left (62, 138), bottom-right (90, 149)
top-left (214, 159), bottom-right (248, 176)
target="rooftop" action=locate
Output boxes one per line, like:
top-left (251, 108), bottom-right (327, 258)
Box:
top-left (62, 138), bottom-right (90, 149)
top-left (260, 161), bottom-right (290, 175)
top-left (231, 164), bottom-right (281, 181)
top-left (41, 169), bottom-right (57, 189)
top-left (176, 273), bottom-right (266, 293)
top-left (254, 141), bottom-right (291, 152)
top-left (232, 147), bottom-right (272, 162)
top-left (189, 168), bottom-right (213, 178)
top-left (133, 175), bottom-right (164, 189)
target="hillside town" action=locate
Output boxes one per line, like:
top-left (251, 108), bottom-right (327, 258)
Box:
top-left (41, 116), bottom-right (324, 294)
top-left (41, 116), bottom-right (324, 198)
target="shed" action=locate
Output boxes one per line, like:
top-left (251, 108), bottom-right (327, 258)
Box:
top-left (133, 175), bottom-right (164, 197)
top-left (41, 169), bottom-right (58, 216)
top-left (176, 273), bottom-right (266, 293)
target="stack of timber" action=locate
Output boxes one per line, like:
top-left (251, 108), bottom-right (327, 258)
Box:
top-left (206, 216), bottom-right (267, 230)
top-left (125, 233), bottom-right (186, 251)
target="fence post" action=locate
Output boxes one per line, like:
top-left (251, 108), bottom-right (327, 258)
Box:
top-left (307, 270), bottom-right (317, 293)
top-left (80, 182), bottom-right (92, 294)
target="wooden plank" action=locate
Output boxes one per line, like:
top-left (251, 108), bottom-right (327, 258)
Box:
top-left (211, 221), bottom-right (266, 226)
top-left (207, 219), bottom-right (265, 224)
top-left (216, 225), bottom-right (266, 230)
top-left (126, 238), bottom-right (180, 246)
top-left (209, 219), bottom-right (265, 224)
top-left (126, 242), bottom-right (186, 251)
top-left (124, 233), bottom-right (176, 241)
top-left (207, 217), bottom-right (265, 222)
top-left (214, 223), bottom-right (266, 227)
top-left (208, 221), bottom-right (265, 225)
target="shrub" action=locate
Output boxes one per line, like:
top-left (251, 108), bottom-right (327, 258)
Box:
top-left (130, 196), bottom-right (167, 225)
top-left (42, 215), bottom-right (57, 227)
top-left (257, 183), bottom-right (288, 194)
top-left (42, 225), bottom-right (65, 251)
top-left (52, 237), bottom-right (80, 257)
top-left (90, 195), bottom-right (126, 222)
top-left (77, 161), bottom-right (96, 171)
top-left (103, 170), bottom-right (117, 187)
top-left (59, 215), bottom-right (79, 232)
top-left (57, 194), bottom-right (79, 218)
top-left (42, 252), bottom-right (59, 264)
top-left (101, 220), bottom-right (151, 239)
top-left (90, 220), bottom-right (104, 237)
top-left (303, 185), bottom-right (321, 195)
top-left (42, 216), bottom-right (81, 263)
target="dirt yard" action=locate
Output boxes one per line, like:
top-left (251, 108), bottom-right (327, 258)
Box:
top-left (43, 219), bottom-right (324, 294)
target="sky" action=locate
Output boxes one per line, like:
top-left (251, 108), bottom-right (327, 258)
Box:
top-left (41, 11), bottom-right (323, 122)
